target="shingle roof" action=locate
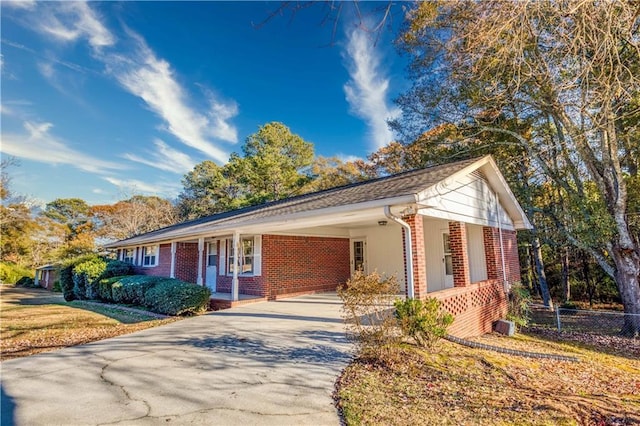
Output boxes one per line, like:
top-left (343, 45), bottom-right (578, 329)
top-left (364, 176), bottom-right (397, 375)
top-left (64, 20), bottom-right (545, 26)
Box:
top-left (105, 157), bottom-right (480, 247)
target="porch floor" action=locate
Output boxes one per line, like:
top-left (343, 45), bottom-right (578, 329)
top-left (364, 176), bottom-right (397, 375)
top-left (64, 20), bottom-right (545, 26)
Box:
top-left (209, 292), bottom-right (267, 310)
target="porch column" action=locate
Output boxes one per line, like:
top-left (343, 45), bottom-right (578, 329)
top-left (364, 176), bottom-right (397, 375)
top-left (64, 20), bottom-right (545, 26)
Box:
top-left (34, 270), bottom-right (40, 287)
top-left (231, 231), bottom-right (240, 301)
top-left (403, 214), bottom-right (427, 299)
top-left (483, 226), bottom-right (501, 280)
top-left (197, 238), bottom-right (204, 285)
top-left (170, 242), bottom-right (177, 279)
top-left (449, 222), bottom-right (470, 287)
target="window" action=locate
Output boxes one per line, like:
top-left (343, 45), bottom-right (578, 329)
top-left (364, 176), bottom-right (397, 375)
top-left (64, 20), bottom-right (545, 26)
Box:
top-left (142, 245), bottom-right (158, 267)
top-left (225, 236), bottom-right (261, 276)
top-left (123, 248), bottom-right (135, 265)
top-left (207, 242), bottom-right (217, 267)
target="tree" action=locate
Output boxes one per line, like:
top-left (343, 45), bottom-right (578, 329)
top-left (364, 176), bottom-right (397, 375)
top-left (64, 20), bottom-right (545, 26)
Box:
top-left (241, 122), bottom-right (314, 203)
top-left (92, 195), bottom-right (178, 241)
top-left (395, 1), bottom-right (640, 333)
top-left (301, 156), bottom-right (376, 192)
top-left (43, 198), bottom-right (95, 257)
top-left (178, 122), bottom-right (314, 219)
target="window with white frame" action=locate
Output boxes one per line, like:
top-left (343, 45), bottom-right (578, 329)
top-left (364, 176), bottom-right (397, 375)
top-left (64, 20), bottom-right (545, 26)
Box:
top-left (142, 245), bottom-right (158, 267)
top-left (225, 236), bottom-right (261, 276)
top-left (123, 248), bottom-right (135, 265)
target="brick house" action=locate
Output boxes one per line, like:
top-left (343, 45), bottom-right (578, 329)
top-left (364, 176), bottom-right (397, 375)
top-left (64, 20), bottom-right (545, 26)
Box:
top-left (34, 264), bottom-right (58, 291)
top-left (105, 156), bottom-right (531, 337)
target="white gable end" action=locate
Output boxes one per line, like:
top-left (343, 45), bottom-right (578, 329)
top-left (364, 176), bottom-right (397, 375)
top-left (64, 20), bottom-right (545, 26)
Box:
top-left (418, 171), bottom-right (515, 230)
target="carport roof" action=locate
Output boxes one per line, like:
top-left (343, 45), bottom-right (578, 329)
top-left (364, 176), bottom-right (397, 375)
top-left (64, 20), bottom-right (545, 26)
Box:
top-left (104, 156), bottom-right (525, 248)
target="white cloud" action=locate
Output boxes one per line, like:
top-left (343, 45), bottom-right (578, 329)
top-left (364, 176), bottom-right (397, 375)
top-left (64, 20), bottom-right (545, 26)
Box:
top-left (35, 2), bottom-right (115, 51)
top-left (123, 139), bottom-right (196, 174)
top-left (336, 153), bottom-right (363, 163)
top-left (343, 28), bottom-right (400, 150)
top-left (105, 31), bottom-right (237, 163)
top-left (103, 176), bottom-right (181, 197)
top-left (2, 120), bottom-right (125, 174)
top-left (2, 0), bottom-right (36, 10)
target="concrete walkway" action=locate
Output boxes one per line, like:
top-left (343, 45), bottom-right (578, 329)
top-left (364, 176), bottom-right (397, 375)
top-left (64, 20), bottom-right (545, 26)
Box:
top-left (1, 293), bottom-right (352, 425)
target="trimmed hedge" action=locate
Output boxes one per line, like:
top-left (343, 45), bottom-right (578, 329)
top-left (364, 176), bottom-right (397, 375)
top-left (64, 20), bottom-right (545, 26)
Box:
top-left (97, 275), bottom-right (210, 315)
top-left (143, 279), bottom-right (211, 316)
top-left (59, 255), bottom-right (136, 302)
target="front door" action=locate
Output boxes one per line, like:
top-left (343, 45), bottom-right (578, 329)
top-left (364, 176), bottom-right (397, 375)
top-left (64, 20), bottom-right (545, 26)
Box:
top-left (351, 239), bottom-right (367, 274)
top-left (205, 242), bottom-right (217, 292)
top-left (441, 232), bottom-right (454, 288)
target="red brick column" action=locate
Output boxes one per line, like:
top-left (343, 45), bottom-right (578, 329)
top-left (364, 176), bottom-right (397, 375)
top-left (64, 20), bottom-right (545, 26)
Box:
top-left (449, 221), bottom-right (470, 287)
top-left (403, 214), bottom-right (427, 299)
top-left (483, 226), bottom-right (501, 280)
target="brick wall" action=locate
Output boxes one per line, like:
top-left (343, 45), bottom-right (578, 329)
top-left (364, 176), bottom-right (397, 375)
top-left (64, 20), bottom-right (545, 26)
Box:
top-left (262, 235), bottom-right (350, 300)
top-left (483, 227), bottom-right (521, 285)
top-left (133, 243), bottom-right (171, 277)
top-left (216, 275), bottom-right (264, 296)
top-left (175, 242), bottom-right (199, 284)
top-left (431, 279), bottom-right (508, 338)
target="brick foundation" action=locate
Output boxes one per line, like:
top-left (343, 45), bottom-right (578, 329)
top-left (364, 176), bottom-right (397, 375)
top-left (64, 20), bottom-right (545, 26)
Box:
top-left (431, 279), bottom-right (508, 338)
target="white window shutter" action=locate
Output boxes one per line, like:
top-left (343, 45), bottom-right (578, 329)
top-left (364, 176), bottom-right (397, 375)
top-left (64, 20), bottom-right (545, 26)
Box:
top-left (253, 235), bottom-right (262, 276)
top-left (219, 239), bottom-right (227, 275)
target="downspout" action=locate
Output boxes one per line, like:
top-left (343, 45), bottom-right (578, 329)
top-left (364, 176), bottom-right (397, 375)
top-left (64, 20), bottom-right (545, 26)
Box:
top-left (495, 194), bottom-right (509, 292)
top-left (384, 205), bottom-right (415, 299)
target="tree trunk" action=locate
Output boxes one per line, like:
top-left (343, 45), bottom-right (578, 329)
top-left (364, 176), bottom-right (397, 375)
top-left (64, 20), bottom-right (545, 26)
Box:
top-left (561, 247), bottom-right (570, 303)
top-left (612, 247), bottom-right (640, 336)
top-left (532, 236), bottom-right (553, 309)
top-left (581, 251), bottom-right (594, 307)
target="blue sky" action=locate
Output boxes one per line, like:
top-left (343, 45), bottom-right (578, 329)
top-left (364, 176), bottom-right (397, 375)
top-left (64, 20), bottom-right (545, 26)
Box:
top-left (1, 1), bottom-right (408, 206)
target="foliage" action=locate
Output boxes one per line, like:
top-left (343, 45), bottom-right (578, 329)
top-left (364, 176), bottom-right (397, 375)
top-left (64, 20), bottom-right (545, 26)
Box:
top-left (178, 122), bottom-right (314, 219)
top-left (15, 276), bottom-right (35, 288)
top-left (43, 198), bottom-right (95, 257)
top-left (0, 262), bottom-right (34, 284)
top-left (337, 271), bottom-right (402, 356)
top-left (52, 281), bottom-right (62, 292)
top-left (92, 195), bottom-right (177, 241)
top-left (394, 0), bottom-right (640, 331)
top-left (507, 283), bottom-right (532, 329)
top-left (96, 275), bottom-right (210, 316)
top-left (58, 255), bottom-right (133, 302)
top-left (72, 256), bottom-right (107, 300)
top-left (143, 279), bottom-right (211, 316)
top-left (103, 260), bottom-right (134, 279)
top-left (394, 298), bottom-right (453, 349)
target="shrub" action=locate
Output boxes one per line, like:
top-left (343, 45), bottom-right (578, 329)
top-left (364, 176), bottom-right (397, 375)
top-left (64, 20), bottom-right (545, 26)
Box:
top-left (0, 262), bottom-right (33, 285)
top-left (143, 279), bottom-right (211, 315)
top-left (72, 257), bottom-right (107, 300)
top-left (52, 280), bottom-right (62, 292)
top-left (118, 275), bottom-right (162, 305)
top-left (337, 271), bottom-right (402, 356)
top-left (103, 260), bottom-right (134, 279)
top-left (507, 283), bottom-right (532, 329)
top-left (59, 254), bottom-right (99, 301)
top-left (394, 298), bottom-right (454, 349)
top-left (97, 277), bottom-right (120, 301)
top-left (16, 276), bottom-right (36, 288)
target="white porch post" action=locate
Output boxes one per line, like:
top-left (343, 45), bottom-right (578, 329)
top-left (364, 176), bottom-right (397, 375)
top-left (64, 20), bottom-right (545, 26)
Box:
top-left (170, 242), bottom-right (177, 279)
top-left (34, 270), bottom-right (40, 287)
top-left (197, 238), bottom-right (204, 285)
top-left (232, 231), bottom-right (240, 301)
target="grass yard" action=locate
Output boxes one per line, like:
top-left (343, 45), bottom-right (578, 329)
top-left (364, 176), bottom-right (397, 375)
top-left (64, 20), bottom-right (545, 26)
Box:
top-left (335, 332), bottom-right (640, 425)
top-left (0, 286), bottom-right (179, 361)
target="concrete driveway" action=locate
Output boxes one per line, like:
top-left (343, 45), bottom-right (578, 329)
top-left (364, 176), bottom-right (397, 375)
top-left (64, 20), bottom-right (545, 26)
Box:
top-left (1, 293), bottom-right (352, 425)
